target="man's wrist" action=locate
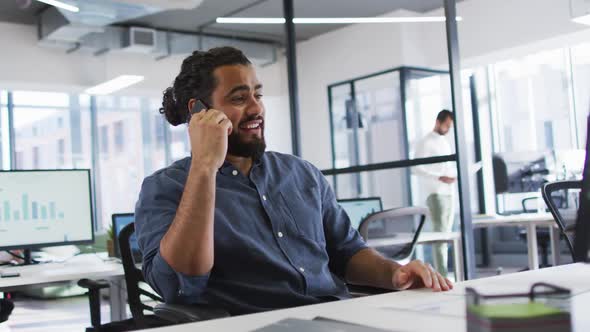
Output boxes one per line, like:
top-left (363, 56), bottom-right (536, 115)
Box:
top-left (190, 161), bottom-right (218, 177)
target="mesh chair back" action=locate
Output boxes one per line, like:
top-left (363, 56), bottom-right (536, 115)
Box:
top-left (119, 222), bottom-right (164, 328)
top-left (542, 180), bottom-right (582, 259)
top-left (358, 206), bottom-right (427, 261)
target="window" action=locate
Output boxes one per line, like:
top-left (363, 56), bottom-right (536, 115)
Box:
top-left (169, 124), bottom-right (190, 162)
top-left (487, 48), bottom-right (588, 216)
top-left (32, 146), bottom-right (40, 169)
top-left (58, 139), bottom-right (65, 166)
top-left (99, 126), bottom-right (109, 154)
top-left (114, 121), bottom-right (125, 153)
top-left (571, 43), bottom-right (590, 148)
top-left (492, 49), bottom-right (574, 154)
top-left (95, 95), bottom-right (166, 229)
top-left (154, 115), bottom-right (166, 148)
top-left (13, 104), bottom-right (92, 170)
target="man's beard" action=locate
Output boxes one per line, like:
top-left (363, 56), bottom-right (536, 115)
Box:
top-left (227, 121), bottom-right (266, 161)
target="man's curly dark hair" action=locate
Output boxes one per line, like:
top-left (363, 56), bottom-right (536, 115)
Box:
top-left (160, 47), bottom-right (251, 126)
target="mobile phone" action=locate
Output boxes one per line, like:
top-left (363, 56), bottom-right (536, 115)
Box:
top-left (0, 272), bottom-right (20, 278)
top-left (187, 99), bottom-right (210, 123)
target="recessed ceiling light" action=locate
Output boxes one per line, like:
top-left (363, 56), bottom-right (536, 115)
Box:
top-left (85, 75), bottom-right (144, 95)
top-left (294, 17), bottom-right (462, 24)
top-left (572, 14), bottom-right (590, 26)
top-left (35, 0), bottom-right (79, 13)
top-left (216, 16), bottom-right (463, 24)
top-left (216, 17), bottom-right (286, 24)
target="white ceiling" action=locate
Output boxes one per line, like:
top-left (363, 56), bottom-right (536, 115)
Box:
top-left (0, 0), bottom-right (458, 43)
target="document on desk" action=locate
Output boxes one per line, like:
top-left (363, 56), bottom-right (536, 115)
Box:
top-left (252, 318), bottom-right (397, 332)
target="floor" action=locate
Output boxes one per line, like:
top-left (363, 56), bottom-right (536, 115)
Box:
top-left (1, 295), bottom-right (110, 332)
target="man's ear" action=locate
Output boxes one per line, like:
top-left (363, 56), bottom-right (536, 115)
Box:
top-left (187, 98), bottom-right (197, 113)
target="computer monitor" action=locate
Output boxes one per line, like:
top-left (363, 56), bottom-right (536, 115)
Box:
top-left (574, 114), bottom-right (590, 262)
top-left (337, 197), bottom-right (383, 230)
top-left (111, 213), bottom-right (141, 262)
top-left (0, 169), bottom-right (94, 257)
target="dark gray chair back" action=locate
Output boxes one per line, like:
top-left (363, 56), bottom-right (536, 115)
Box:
top-left (358, 206), bottom-right (427, 261)
top-left (542, 180), bottom-right (582, 260)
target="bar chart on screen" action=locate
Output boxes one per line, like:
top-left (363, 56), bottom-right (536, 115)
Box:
top-left (0, 193), bottom-right (66, 222)
top-left (0, 170), bottom-right (93, 249)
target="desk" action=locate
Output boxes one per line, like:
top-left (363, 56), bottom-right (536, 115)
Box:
top-left (367, 231), bottom-right (464, 281)
top-left (139, 263), bottom-right (590, 332)
top-left (472, 213), bottom-right (559, 270)
top-left (0, 254), bottom-right (127, 321)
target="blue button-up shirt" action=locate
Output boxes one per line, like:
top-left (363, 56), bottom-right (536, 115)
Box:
top-left (135, 152), bottom-right (368, 315)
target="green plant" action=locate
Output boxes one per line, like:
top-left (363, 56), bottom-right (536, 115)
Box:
top-left (107, 224), bottom-right (114, 242)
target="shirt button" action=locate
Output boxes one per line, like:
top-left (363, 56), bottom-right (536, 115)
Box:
top-left (299, 267), bottom-right (305, 273)
top-left (232, 170), bottom-right (238, 176)
top-left (262, 195), bottom-right (267, 201)
top-left (277, 232), bottom-right (283, 238)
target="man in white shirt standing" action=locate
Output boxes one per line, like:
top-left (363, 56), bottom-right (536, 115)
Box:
top-left (414, 110), bottom-right (456, 277)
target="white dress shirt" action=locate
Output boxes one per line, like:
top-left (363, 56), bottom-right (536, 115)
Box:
top-left (413, 131), bottom-right (456, 196)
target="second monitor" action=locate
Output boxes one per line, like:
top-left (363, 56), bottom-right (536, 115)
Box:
top-left (337, 197), bottom-right (383, 230)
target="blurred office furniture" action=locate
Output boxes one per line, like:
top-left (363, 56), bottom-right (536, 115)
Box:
top-left (542, 180), bottom-right (582, 262)
top-left (492, 154), bottom-right (554, 267)
top-left (472, 214), bottom-right (559, 270)
top-left (0, 254), bottom-right (126, 326)
top-left (358, 206), bottom-right (426, 262)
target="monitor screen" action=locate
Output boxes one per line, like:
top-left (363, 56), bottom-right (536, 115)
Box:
top-left (338, 198), bottom-right (383, 230)
top-left (0, 169), bottom-right (94, 250)
top-left (112, 213), bottom-right (139, 259)
top-left (574, 114), bottom-right (590, 262)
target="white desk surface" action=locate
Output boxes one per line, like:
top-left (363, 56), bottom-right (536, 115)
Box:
top-left (0, 254), bottom-right (124, 290)
top-left (141, 263), bottom-right (590, 332)
top-left (472, 213), bottom-right (555, 227)
top-left (367, 231), bottom-right (460, 248)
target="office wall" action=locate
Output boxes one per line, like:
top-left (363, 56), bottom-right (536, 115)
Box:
top-left (0, 21), bottom-right (293, 154)
top-left (258, 0), bottom-right (590, 169)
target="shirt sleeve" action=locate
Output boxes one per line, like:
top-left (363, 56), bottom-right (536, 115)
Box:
top-left (312, 166), bottom-right (368, 279)
top-left (135, 172), bottom-right (209, 304)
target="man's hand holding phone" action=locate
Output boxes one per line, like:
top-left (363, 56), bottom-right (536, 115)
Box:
top-left (187, 99), bottom-right (233, 172)
top-left (439, 176), bottom-right (456, 184)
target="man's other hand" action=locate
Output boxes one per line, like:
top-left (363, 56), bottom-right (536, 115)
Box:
top-left (392, 260), bottom-right (453, 292)
top-left (439, 176), bottom-right (456, 184)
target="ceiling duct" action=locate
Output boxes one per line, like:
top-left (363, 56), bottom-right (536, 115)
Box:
top-left (37, 0), bottom-right (278, 65)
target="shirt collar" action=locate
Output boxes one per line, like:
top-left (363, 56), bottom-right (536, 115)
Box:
top-left (185, 153), bottom-right (265, 176)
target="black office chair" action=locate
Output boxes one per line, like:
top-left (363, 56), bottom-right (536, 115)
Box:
top-left (78, 223), bottom-right (228, 332)
top-left (118, 222), bottom-right (229, 327)
top-left (542, 180), bottom-right (582, 262)
top-left (0, 298), bottom-right (14, 323)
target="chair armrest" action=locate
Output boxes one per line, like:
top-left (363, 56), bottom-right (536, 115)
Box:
top-left (154, 303), bottom-right (230, 324)
top-left (77, 278), bottom-right (110, 290)
top-left (347, 284), bottom-right (394, 297)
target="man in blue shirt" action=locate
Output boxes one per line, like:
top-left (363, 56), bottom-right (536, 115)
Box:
top-left (135, 47), bottom-right (452, 316)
